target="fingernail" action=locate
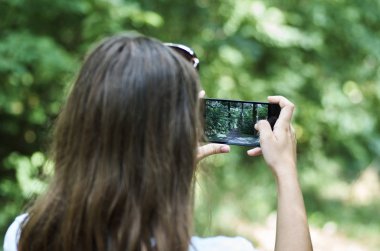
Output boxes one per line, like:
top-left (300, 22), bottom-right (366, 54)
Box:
top-left (247, 149), bottom-right (254, 155)
top-left (198, 90), bottom-right (206, 98)
top-left (221, 145), bottom-right (230, 153)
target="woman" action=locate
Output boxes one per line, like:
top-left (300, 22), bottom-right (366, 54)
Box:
top-left (4, 34), bottom-right (313, 251)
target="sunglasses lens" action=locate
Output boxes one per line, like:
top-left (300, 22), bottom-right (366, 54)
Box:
top-left (165, 43), bottom-right (200, 71)
top-left (172, 47), bottom-right (193, 61)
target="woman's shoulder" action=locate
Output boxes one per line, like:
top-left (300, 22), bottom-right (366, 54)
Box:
top-left (3, 214), bottom-right (28, 251)
top-left (190, 236), bottom-right (256, 251)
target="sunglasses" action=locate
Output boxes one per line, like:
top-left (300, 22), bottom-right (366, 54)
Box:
top-left (165, 43), bottom-right (200, 71)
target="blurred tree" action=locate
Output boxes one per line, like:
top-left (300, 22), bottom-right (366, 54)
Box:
top-left (1, 0), bottom-right (380, 249)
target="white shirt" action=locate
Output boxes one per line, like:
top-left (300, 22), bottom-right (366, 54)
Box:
top-left (4, 214), bottom-right (256, 251)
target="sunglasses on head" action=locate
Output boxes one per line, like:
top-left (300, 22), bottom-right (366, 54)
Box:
top-left (165, 43), bottom-right (200, 71)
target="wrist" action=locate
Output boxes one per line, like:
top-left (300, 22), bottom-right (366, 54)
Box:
top-left (275, 169), bottom-right (303, 200)
top-left (272, 163), bottom-right (298, 184)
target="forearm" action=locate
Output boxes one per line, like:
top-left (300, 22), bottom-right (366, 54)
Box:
top-left (249, 96), bottom-right (312, 250)
top-left (274, 169), bottom-right (313, 251)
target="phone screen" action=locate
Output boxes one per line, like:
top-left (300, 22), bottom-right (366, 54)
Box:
top-left (203, 98), bottom-right (281, 146)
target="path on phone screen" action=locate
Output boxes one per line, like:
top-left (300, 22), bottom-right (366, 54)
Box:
top-left (225, 129), bottom-right (259, 145)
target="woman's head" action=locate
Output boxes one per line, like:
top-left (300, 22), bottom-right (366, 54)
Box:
top-left (19, 34), bottom-right (201, 251)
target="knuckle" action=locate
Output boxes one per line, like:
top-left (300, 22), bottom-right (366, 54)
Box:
top-left (287, 103), bottom-right (295, 111)
top-left (213, 147), bottom-right (219, 154)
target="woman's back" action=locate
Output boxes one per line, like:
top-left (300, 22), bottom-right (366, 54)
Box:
top-left (15, 34), bottom-right (202, 251)
top-left (5, 214), bottom-right (256, 251)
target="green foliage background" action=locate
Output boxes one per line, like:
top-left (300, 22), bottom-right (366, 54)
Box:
top-left (1, 0), bottom-right (380, 250)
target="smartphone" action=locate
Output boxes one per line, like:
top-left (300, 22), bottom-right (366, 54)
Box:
top-left (203, 98), bottom-right (281, 147)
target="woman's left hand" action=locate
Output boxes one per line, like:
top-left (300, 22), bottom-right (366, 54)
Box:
top-left (197, 90), bottom-right (230, 161)
top-left (197, 143), bottom-right (230, 162)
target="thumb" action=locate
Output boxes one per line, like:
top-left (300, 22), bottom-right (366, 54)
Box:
top-left (197, 143), bottom-right (230, 161)
top-left (255, 120), bottom-right (273, 144)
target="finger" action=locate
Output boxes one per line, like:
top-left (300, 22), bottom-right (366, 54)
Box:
top-left (268, 96), bottom-right (294, 108)
top-left (268, 96), bottom-right (295, 129)
top-left (198, 90), bottom-right (206, 99)
top-left (197, 143), bottom-right (230, 160)
top-left (290, 125), bottom-right (296, 137)
top-left (247, 147), bottom-right (262, 156)
top-left (255, 120), bottom-right (273, 143)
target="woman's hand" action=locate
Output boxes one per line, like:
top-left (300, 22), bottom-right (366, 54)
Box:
top-left (197, 143), bottom-right (230, 162)
top-left (247, 96), bottom-right (313, 251)
top-left (247, 96), bottom-right (297, 179)
top-left (197, 90), bottom-right (230, 162)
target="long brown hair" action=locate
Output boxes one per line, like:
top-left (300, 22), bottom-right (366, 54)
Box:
top-left (18, 34), bottom-right (201, 251)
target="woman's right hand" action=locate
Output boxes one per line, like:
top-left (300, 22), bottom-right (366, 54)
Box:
top-left (247, 96), bottom-right (297, 180)
top-left (248, 96), bottom-right (313, 251)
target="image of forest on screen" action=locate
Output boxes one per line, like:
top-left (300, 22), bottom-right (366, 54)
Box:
top-left (205, 100), bottom-right (269, 146)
